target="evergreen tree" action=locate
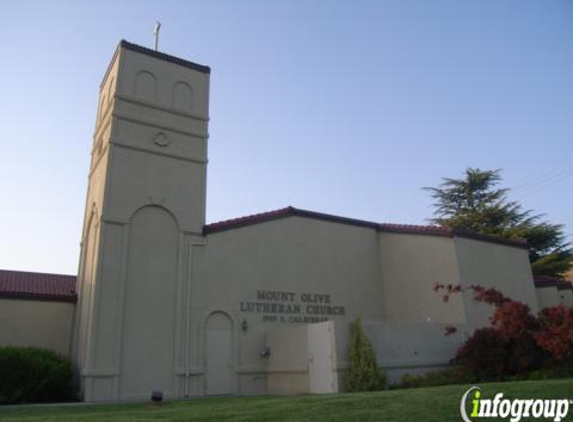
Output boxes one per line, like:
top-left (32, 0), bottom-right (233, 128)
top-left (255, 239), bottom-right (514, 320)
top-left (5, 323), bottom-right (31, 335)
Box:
top-left (425, 168), bottom-right (572, 278)
top-left (345, 317), bottom-right (386, 392)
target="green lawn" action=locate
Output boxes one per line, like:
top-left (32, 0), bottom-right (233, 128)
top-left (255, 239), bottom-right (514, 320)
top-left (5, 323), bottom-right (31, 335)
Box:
top-left (1, 379), bottom-right (572, 422)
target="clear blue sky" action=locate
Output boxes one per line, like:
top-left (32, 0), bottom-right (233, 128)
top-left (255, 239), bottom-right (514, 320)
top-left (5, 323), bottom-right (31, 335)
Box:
top-left (2, 0), bottom-right (572, 275)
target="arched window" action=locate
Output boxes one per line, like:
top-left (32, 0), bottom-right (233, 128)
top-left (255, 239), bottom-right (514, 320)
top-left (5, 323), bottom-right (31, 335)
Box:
top-left (172, 81), bottom-right (193, 111)
top-left (134, 71), bottom-right (157, 102)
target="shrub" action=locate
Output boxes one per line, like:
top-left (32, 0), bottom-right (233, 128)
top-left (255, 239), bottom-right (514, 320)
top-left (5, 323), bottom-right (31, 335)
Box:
top-left (435, 283), bottom-right (570, 381)
top-left (455, 327), bottom-right (511, 380)
top-left (491, 301), bottom-right (539, 341)
top-left (535, 305), bottom-right (573, 363)
top-left (506, 364), bottom-right (573, 381)
top-left (396, 366), bottom-right (475, 389)
top-left (345, 317), bottom-right (387, 392)
top-left (0, 346), bottom-right (74, 404)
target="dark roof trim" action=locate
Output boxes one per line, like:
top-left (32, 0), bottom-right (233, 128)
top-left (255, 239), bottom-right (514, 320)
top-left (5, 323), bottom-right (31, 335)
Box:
top-left (0, 291), bottom-right (77, 304)
top-left (534, 276), bottom-right (573, 290)
top-left (120, 40), bottom-right (211, 74)
top-left (203, 206), bottom-right (529, 249)
top-left (100, 40), bottom-right (211, 90)
top-left (291, 207), bottom-right (380, 230)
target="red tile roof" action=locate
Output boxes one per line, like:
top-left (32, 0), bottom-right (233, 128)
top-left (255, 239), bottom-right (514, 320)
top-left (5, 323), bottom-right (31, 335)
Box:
top-left (204, 206), bottom-right (529, 249)
top-left (205, 207), bottom-right (297, 233)
top-left (0, 269), bottom-right (77, 303)
top-left (534, 276), bottom-right (573, 290)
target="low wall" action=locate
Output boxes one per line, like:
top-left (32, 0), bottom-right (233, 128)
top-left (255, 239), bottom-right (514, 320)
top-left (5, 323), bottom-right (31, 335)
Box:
top-left (361, 320), bottom-right (466, 384)
top-left (536, 287), bottom-right (562, 310)
top-left (559, 289), bottom-right (573, 307)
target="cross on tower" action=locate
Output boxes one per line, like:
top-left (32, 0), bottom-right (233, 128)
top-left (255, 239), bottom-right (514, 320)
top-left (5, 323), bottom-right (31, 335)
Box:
top-left (153, 21), bottom-right (161, 51)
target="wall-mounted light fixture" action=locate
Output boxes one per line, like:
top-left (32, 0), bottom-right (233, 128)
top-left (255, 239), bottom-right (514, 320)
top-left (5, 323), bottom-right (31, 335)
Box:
top-left (241, 319), bottom-right (248, 332)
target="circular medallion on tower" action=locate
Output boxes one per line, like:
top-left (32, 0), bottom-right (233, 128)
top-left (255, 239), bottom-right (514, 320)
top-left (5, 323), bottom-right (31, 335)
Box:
top-left (152, 131), bottom-right (170, 147)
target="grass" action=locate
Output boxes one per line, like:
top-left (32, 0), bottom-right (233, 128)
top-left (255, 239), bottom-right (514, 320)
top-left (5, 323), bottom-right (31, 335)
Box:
top-left (0, 379), bottom-right (572, 422)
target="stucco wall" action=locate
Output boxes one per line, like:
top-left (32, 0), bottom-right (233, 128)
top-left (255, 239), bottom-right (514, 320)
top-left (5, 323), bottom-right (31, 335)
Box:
top-left (362, 320), bottom-right (466, 384)
top-left (73, 199), bottom-right (540, 400)
top-left (0, 298), bottom-right (74, 356)
top-left (196, 219), bottom-right (539, 394)
top-left (195, 216), bottom-right (382, 393)
top-left (455, 237), bottom-right (538, 333)
top-left (536, 287), bottom-right (562, 310)
top-left (558, 289), bottom-right (573, 307)
top-left (377, 232), bottom-right (465, 324)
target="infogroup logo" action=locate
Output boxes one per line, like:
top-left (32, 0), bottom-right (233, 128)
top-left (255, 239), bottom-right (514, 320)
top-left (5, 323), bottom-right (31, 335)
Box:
top-left (460, 386), bottom-right (571, 422)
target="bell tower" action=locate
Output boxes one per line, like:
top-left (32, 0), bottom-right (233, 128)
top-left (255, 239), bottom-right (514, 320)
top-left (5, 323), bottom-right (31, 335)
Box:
top-left (72, 40), bottom-right (210, 401)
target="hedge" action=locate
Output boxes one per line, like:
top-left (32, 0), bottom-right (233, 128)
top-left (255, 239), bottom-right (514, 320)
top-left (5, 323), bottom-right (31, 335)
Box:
top-left (0, 346), bottom-right (75, 404)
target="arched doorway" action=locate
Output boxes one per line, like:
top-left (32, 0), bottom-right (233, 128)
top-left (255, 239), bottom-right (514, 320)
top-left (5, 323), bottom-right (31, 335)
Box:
top-left (204, 312), bottom-right (233, 395)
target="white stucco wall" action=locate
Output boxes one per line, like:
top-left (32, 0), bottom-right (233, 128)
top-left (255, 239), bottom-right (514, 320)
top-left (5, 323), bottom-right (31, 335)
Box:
top-left (0, 298), bottom-right (74, 356)
top-left (377, 232), bottom-right (465, 324)
top-left (363, 320), bottom-right (466, 384)
top-left (536, 286), bottom-right (562, 310)
top-left (455, 237), bottom-right (538, 333)
top-left (195, 216), bottom-right (383, 394)
top-left (558, 289), bottom-right (573, 307)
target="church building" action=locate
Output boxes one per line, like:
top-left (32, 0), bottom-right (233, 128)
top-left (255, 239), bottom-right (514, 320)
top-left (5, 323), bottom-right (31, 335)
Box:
top-left (1, 41), bottom-right (570, 402)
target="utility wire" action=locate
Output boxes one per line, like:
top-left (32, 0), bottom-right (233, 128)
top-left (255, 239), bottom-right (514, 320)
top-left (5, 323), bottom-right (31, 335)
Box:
top-left (517, 171), bottom-right (573, 200)
top-left (512, 168), bottom-right (573, 195)
top-left (512, 168), bottom-right (566, 191)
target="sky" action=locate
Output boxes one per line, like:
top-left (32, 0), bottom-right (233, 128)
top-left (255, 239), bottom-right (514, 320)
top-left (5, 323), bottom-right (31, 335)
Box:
top-left (1, 0), bottom-right (572, 275)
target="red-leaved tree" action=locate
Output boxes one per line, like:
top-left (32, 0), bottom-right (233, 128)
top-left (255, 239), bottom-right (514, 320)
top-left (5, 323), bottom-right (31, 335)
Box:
top-left (435, 283), bottom-right (573, 379)
top-left (535, 305), bottom-right (573, 362)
